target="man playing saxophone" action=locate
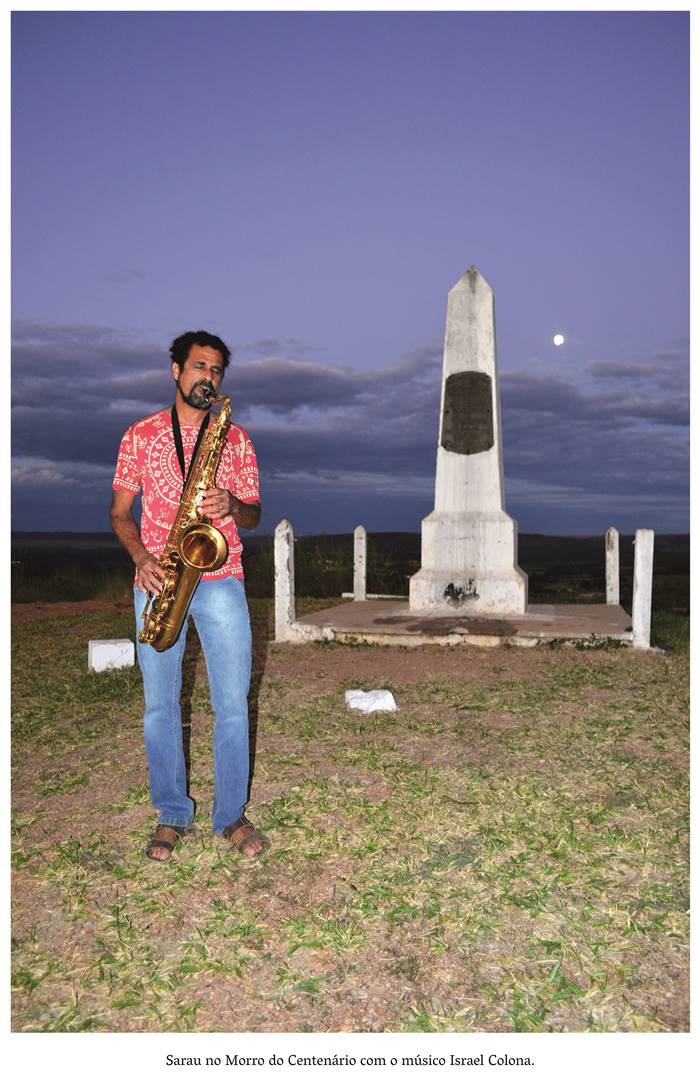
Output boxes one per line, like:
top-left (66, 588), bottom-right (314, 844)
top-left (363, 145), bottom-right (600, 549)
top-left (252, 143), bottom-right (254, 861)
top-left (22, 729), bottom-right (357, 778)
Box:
top-left (110, 330), bottom-right (269, 862)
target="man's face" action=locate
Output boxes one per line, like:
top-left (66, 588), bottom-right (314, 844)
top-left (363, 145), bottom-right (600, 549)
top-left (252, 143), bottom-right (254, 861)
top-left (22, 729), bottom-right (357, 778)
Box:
top-left (172, 345), bottom-right (225, 410)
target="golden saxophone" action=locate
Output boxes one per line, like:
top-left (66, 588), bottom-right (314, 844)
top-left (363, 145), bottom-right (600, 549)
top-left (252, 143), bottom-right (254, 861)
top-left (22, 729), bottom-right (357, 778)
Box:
top-left (139, 395), bottom-right (232, 651)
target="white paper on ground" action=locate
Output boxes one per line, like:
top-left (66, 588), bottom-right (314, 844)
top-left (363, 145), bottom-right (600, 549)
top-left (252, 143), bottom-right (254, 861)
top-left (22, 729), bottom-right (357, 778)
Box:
top-left (344, 689), bottom-right (398, 714)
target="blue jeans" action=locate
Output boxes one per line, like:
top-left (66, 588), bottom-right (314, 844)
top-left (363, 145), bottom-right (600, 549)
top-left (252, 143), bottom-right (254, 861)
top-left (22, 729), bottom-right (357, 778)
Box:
top-left (134, 576), bottom-right (252, 836)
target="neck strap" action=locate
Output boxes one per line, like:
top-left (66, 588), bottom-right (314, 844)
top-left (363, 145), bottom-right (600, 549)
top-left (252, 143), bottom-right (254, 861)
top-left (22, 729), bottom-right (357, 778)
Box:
top-left (171, 406), bottom-right (210, 482)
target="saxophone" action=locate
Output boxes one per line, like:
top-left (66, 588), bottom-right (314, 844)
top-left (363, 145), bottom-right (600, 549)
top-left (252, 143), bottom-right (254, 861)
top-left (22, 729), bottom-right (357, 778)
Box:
top-left (139, 395), bottom-right (232, 651)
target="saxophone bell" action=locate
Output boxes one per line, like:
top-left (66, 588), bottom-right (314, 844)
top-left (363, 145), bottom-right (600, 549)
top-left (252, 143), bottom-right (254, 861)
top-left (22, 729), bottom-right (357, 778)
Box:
top-left (179, 521), bottom-right (229, 571)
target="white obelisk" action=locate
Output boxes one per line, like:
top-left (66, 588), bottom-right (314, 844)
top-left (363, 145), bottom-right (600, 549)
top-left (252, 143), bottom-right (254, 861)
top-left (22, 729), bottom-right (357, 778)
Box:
top-left (409, 267), bottom-right (527, 614)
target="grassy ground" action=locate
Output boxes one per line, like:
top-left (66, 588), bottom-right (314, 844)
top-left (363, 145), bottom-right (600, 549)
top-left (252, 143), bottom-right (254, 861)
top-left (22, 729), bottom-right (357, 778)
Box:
top-left (11, 599), bottom-right (688, 1032)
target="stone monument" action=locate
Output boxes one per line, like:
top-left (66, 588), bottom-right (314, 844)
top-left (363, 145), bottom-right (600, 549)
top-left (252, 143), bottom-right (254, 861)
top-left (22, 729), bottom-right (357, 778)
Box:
top-left (409, 267), bottom-right (528, 614)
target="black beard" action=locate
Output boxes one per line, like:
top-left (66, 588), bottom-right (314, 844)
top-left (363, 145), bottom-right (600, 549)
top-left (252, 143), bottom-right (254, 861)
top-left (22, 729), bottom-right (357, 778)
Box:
top-left (176, 379), bottom-right (215, 410)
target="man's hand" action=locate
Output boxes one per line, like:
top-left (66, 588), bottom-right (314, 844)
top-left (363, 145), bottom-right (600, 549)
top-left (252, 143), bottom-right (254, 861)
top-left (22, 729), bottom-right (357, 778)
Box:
top-left (199, 487), bottom-right (232, 521)
top-left (199, 489), bottom-right (261, 530)
top-left (136, 552), bottom-right (166, 595)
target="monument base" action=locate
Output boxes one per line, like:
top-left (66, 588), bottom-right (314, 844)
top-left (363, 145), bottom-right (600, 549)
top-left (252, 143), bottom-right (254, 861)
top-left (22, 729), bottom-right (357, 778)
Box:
top-left (409, 510), bottom-right (528, 615)
top-left (280, 598), bottom-right (636, 649)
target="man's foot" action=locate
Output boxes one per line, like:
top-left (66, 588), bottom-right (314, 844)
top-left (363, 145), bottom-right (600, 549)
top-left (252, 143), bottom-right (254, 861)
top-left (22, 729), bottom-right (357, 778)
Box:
top-left (145, 825), bottom-right (184, 862)
top-left (223, 816), bottom-right (270, 859)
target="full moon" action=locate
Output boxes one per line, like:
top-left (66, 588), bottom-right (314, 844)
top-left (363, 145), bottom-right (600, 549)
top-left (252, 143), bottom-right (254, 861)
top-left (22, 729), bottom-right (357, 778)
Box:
top-left (553, 334), bottom-right (565, 346)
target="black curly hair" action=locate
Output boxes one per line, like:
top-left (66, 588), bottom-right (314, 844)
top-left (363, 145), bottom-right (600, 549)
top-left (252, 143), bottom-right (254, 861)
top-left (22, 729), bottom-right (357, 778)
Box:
top-left (169, 330), bottom-right (231, 371)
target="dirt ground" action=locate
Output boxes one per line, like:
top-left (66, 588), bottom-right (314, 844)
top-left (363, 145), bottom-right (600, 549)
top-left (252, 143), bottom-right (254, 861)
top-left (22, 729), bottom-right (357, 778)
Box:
top-left (11, 599), bottom-right (689, 1033)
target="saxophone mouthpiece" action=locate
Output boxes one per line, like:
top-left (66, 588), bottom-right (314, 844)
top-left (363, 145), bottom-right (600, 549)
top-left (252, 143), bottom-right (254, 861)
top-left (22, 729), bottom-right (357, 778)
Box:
top-left (202, 385), bottom-right (228, 410)
top-left (209, 393), bottom-right (231, 413)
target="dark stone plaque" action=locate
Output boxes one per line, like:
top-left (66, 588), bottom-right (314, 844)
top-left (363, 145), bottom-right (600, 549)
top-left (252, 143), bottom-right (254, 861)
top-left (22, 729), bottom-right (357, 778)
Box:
top-left (441, 371), bottom-right (494, 455)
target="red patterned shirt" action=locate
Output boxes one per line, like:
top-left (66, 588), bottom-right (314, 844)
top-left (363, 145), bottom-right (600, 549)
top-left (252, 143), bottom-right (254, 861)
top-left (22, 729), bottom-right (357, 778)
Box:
top-left (112, 408), bottom-right (260, 580)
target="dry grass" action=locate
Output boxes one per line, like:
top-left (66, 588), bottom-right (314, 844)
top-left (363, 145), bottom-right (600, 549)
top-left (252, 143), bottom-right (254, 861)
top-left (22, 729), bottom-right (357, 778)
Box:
top-left (11, 600), bottom-right (688, 1032)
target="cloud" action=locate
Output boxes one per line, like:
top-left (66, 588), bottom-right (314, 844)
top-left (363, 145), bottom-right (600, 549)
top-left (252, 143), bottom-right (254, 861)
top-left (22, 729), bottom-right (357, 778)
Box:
top-left (236, 337), bottom-right (322, 359)
top-left (10, 456), bottom-right (118, 531)
top-left (500, 370), bottom-right (688, 428)
top-left (11, 319), bottom-right (688, 532)
top-left (11, 456), bottom-right (114, 489)
top-left (584, 348), bottom-right (688, 391)
top-left (12, 319), bottom-right (148, 349)
top-left (585, 360), bottom-right (658, 379)
top-left (11, 320), bottom-right (443, 470)
top-left (11, 463), bottom-right (79, 487)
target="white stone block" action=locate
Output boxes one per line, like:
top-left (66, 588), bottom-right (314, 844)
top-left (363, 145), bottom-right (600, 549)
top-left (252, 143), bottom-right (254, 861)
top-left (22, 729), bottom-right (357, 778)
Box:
top-left (88, 639), bottom-right (134, 672)
top-left (344, 689), bottom-right (398, 714)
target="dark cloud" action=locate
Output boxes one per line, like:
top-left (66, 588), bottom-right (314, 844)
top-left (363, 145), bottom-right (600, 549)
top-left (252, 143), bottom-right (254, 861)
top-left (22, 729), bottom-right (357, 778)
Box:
top-left (585, 352), bottom-right (688, 388)
top-left (11, 321), bottom-right (688, 532)
top-left (11, 321), bottom-right (443, 469)
top-left (501, 370), bottom-right (688, 427)
top-left (585, 360), bottom-right (657, 379)
top-left (503, 410), bottom-right (687, 500)
top-left (12, 320), bottom-right (150, 349)
top-left (610, 397), bottom-right (688, 426)
top-left (236, 337), bottom-right (322, 359)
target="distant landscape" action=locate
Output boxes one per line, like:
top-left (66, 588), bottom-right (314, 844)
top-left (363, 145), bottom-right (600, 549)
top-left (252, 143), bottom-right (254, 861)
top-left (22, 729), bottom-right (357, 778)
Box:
top-left (11, 531), bottom-right (690, 615)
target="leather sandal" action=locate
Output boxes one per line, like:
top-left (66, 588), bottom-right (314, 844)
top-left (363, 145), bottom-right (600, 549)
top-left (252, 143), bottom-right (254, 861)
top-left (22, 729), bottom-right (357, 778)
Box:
top-left (223, 815), bottom-right (270, 858)
top-left (145, 824), bottom-right (186, 862)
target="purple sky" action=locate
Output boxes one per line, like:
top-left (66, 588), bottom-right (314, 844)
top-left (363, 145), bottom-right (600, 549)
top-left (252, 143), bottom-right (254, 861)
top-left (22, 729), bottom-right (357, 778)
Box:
top-left (12, 11), bottom-right (689, 536)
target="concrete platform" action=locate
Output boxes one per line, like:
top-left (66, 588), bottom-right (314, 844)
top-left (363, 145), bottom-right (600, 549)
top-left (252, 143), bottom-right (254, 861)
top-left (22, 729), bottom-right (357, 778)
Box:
top-left (287, 598), bottom-right (634, 648)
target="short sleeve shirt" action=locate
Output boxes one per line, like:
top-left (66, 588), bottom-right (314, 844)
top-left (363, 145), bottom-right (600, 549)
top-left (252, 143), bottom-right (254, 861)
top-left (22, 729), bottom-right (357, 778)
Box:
top-left (112, 408), bottom-right (259, 580)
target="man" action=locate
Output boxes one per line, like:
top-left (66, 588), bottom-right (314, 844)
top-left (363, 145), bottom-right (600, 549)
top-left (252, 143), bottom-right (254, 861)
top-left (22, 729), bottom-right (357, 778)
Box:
top-left (110, 330), bottom-right (268, 862)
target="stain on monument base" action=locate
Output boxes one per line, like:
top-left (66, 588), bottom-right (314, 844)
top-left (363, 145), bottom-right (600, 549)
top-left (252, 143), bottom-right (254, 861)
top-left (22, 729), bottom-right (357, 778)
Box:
top-left (374, 613), bottom-right (518, 636)
top-left (443, 581), bottom-right (479, 605)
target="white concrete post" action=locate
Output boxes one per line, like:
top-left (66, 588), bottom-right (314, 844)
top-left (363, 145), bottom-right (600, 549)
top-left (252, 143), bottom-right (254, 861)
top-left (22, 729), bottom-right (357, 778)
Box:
top-left (632, 529), bottom-right (654, 649)
top-left (353, 525), bottom-right (367, 601)
top-left (605, 527), bottom-right (620, 605)
top-left (274, 518), bottom-right (295, 642)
